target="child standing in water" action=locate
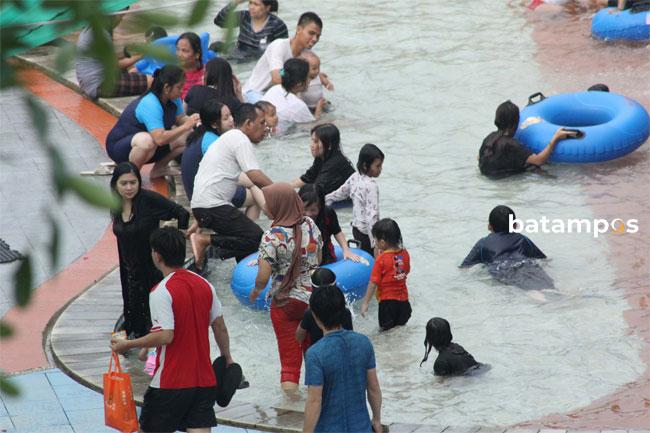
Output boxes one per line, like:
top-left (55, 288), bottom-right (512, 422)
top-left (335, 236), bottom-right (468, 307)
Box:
top-left (325, 143), bottom-right (384, 256)
top-left (176, 32), bottom-right (204, 100)
top-left (360, 218), bottom-right (411, 331)
top-left (420, 317), bottom-right (483, 377)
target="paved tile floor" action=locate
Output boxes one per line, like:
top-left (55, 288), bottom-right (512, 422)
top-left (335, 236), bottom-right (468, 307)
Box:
top-left (0, 369), bottom-right (264, 433)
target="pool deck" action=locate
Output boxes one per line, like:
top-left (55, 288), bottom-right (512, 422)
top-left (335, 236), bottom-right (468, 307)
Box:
top-left (2, 40), bottom-right (649, 433)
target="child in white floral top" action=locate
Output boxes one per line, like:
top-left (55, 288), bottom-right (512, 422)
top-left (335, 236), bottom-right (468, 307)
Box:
top-left (325, 143), bottom-right (384, 256)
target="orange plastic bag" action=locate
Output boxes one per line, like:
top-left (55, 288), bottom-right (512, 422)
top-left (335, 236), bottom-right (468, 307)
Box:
top-left (104, 351), bottom-right (139, 433)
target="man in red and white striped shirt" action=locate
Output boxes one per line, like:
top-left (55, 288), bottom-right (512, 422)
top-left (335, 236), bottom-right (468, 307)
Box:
top-left (111, 227), bottom-right (233, 433)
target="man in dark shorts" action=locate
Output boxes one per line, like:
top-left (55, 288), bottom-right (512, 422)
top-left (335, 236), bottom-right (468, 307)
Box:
top-left (111, 227), bottom-right (235, 433)
top-left (190, 103), bottom-right (273, 271)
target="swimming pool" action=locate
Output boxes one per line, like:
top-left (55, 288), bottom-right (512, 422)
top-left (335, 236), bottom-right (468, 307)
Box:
top-left (149, 0), bottom-right (648, 426)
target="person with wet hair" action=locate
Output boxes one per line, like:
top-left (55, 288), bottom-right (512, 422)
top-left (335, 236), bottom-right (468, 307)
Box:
top-left (303, 281), bottom-right (382, 433)
top-left (478, 100), bottom-right (576, 178)
top-left (420, 317), bottom-right (482, 376)
top-left (213, 0), bottom-right (288, 60)
top-left (460, 205), bottom-right (555, 291)
top-left (295, 268), bottom-right (353, 348)
top-left (588, 83), bottom-right (610, 92)
top-left (261, 57), bottom-right (324, 135)
top-left (292, 123), bottom-right (355, 196)
top-left (361, 218), bottom-right (412, 331)
top-left (176, 32), bottom-right (205, 100)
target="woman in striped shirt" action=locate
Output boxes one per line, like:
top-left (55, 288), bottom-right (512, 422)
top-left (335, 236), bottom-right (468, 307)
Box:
top-left (213, 0), bottom-right (288, 61)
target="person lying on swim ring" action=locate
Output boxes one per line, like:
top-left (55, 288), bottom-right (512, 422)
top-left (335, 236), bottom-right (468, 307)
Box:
top-left (478, 100), bottom-right (576, 178)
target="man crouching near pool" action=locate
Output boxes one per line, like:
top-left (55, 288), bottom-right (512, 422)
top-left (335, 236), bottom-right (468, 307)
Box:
top-left (111, 227), bottom-right (234, 433)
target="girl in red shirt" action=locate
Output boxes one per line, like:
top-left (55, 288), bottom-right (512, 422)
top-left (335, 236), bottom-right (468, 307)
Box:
top-left (360, 218), bottom-right (411, 331)
top-left (176, 32), bottom-right (204, 100)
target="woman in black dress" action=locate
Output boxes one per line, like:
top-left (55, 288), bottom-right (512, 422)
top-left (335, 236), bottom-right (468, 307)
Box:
top-left (110, 162), bottom-right (189, 338)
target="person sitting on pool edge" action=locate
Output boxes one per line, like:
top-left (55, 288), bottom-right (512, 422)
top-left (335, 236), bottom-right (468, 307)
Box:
top-left (459, 205), bottom-right (555, 292)
top-left (478, 100), bottom-right (576, 178)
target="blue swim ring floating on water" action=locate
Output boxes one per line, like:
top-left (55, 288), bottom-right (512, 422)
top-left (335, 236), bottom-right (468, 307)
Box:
top-left (231, 245), bottom-right (374, 311)
top-left (515, 91), bottom-right (649, 163)
top-left (591, 7), bottom-right (650, 41)
top-left (135, 32), bottom-right (217, 75)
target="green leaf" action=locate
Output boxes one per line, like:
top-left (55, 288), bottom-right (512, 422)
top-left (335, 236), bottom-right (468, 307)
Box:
top-left (54, 43), bottom-right (77, 74)
top-left (222, 5), bottom-right (239, 49)
top-left (188, 0), bottom-right (211, 26)
top-left (0, 374), bottom-right (20, 398)
top-left (14, 256), bottom-right (33, 308)
top-left (61, 175), bottom-right (120, 210)
top-left (47, 212), bottom-right (61, 269)
top-left (128, 43), bottom-right (177, 64)
top-left (0, 322), bottom-right (14, 339)
top-left (24, 95), bottom-right (48, 140)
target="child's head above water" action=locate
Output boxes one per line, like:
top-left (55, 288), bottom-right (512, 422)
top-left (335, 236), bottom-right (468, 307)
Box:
top-left (357, 143), bottom-right (384, 177)
top-left (176, 32), bottom-right (202, 70)
top-left (371, 218), bottom-right (402, 250)
top-left (420, 317), bottom-right (453, 366)
top-left (145, 26), bottom-right (167, 43)
top-left (298, 183), bottom-right (324, 220)
top-left (488, 205), bottom-right (516, 233)
top-left (310, 123), bottom-right (341, 160)
top-left (309, 271), bottom-right (347, 330)
top-left (280, 58), bottom-right (310, 93)
top-left (494, 100), bottom-right (520, 135)
top-left (255, 100), bottom-right (278, 129)
top-left (300, 50), bottom-right (321, 80)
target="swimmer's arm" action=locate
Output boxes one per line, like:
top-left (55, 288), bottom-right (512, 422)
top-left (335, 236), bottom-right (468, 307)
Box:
top-left (334, 231), bottom-right (361, 262)
top-left (303, 385), bottom-right (323, 433)
top-left (291, 178), bottom-right (306, 189)
top-left (360, 282), bottom-right (378, 317)
top-left (118, 55), bottom-right (141, 70)
top-left (270, 69), bottom-right (282, 86)
top-left (110, 329), bottom-right (173, 353)
top-left (526, 128), bottom-right (574, 166)
top-left (246, 169), bottom-right (273, 188)
top-left (367, 368), bottom-right (382, 433)
top-left (319, 72), bottom-right (333, 91)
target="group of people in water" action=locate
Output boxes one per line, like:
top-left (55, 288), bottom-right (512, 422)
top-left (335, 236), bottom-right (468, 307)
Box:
top-left (83, 1), bottom-right (632, 432)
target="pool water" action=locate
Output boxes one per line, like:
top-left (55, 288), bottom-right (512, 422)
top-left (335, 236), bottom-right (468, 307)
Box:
top-left (144, 0), bottom-right (649, 426)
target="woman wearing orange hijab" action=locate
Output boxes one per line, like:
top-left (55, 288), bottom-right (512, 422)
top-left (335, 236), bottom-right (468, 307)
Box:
top-left (249, 183), bottom-right (322, 394)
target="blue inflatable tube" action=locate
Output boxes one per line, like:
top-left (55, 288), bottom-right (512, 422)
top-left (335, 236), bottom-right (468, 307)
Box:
top-left (515, 91), bottom-right (649, 163)
top-left (591, 7), bottom-right (650, 41)
top-left (231, 246), bottom-right (374, 311)
top-left (135, 32), bottom-right (217, 75)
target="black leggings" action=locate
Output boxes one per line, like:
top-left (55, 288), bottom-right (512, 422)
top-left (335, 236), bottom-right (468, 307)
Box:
top-left (352, 226), bottom-right (373, 256)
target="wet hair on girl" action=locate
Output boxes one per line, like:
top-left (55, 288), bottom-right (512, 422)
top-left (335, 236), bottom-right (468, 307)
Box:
top-left (309, 282), bottom-right (346, 329)
top-left (310, 267), bottom-right (337, 289)
top-left (280, 58), bottom-right (309, 93)
top-left (298, 183), bottom-right (325, 213)
top-left (149, 64), bottom-right (184, 99)
top-left (420, 317), bottom-right (453, 366)
top-left (588, 83), bottom-right (610, 92)
top-left (186, 99), bottom-right (226, 147)
top-left (371, 218), bottom-right (402, 247)
top-left (176, 32), bottom-right (203, 66)
top-left (311, 123), bottom-right (342, 160)
top-left (494, 100), bottom-right (520, 134)
top-left (110, 162), bottom-right (142, 219)
top-left (489, 205), bottom-right (515, 233)
top-left (204, 58), bottom-right (237, 100)
top-left (357, 143), bottom-right (385, 174)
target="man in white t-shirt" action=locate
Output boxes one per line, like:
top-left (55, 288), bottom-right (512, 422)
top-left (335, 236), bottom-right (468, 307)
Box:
top-left (111, 227), bottom-right (234, 433)
top-left (190, 103), bottom-right (273, 269)
top-left (243, 11), bottom-right (323, 103)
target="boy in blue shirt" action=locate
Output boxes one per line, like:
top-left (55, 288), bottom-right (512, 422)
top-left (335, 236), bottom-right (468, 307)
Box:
top-left (303, 281), bottom-right (382, 433)
top-left (460, 205), bottom-right (555, 291)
